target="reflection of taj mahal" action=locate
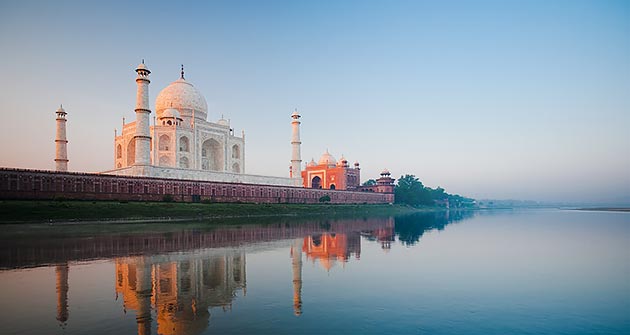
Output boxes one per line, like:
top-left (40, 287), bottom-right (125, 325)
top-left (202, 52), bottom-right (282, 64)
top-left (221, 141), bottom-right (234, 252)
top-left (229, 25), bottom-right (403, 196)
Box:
top-left (115, 251), bottom-right (246, 335)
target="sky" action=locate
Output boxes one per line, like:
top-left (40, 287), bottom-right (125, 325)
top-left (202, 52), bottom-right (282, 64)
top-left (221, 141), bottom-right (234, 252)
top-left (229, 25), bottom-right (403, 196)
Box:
top-left (0, 0), bottom-right (628, 204)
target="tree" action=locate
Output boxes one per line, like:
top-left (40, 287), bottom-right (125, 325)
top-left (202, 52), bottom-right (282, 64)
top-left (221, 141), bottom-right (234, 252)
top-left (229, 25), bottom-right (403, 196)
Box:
top-left (362, 179), bottom-right (377, 186)
top-left (395, 174), bottom-right (427, 206)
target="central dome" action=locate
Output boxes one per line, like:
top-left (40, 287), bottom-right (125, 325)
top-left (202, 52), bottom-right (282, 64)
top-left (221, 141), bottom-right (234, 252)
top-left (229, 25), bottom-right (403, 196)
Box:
top-left (155, 78), bottom-right (208, 121)
top-left (318, 150), bottom-right (337, 166)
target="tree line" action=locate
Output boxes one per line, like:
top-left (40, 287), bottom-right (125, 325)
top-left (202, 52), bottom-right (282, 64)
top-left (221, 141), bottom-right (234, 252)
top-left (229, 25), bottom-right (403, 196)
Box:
top-left (365, 174), bottom-right (475, 208)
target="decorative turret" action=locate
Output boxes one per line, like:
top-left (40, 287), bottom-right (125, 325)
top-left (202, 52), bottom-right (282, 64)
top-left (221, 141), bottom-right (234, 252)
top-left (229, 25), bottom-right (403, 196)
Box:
top-left (54, 105), bottom-right (68, 171)
top-left (134, 60), bottom-right (152, 166)
top-left (376, 168), bottom-right (395, 193)
top-left (290, 109), bottom-right (302, 183)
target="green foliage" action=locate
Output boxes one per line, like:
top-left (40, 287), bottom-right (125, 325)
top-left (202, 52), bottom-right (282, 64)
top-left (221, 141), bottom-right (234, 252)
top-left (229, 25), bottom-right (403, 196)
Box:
top-left (362, 179), bottom-right (377, 186)
top-left (162, 194), bottom-right (174, 202)
top-left (318, 195), bottom-right (331, 203)
top-left (395, 174), bottom-right (475, 207)
top-left (395, 174), bottom-right (432, 206)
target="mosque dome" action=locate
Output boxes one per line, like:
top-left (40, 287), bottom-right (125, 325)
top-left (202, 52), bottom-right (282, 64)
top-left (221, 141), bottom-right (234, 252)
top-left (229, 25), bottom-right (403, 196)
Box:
top-left (307, 158), bottom-right (317, 167)
top-left (155, 77), bottom-right (208, 121)
top-left (318, 150), bottom-right (337, 166)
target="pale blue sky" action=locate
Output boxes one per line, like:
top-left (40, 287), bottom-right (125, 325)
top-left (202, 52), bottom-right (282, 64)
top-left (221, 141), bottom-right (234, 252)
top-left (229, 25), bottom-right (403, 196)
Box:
top-left (1, 0), bottom-right (628, 203)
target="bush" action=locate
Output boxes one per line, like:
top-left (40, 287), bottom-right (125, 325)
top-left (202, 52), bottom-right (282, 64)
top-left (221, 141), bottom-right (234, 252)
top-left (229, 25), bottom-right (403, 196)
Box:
top-left (318, 195), bottom-right (331, 203)
top-left (162, 194), bottom-right (174, 202)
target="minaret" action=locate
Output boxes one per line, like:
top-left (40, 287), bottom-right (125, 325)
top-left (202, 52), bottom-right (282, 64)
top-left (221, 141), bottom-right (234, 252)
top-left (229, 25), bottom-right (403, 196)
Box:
top-left (54, 105), bottom-right (69, 171)
top-left (290, 109), bottom-right (302, 184)
top-left (134, 60), bottom-right (152, 166)
top-left (55, 263), bottom-right (69, 326)
top-left (291, 239), bottom-right (303, 316)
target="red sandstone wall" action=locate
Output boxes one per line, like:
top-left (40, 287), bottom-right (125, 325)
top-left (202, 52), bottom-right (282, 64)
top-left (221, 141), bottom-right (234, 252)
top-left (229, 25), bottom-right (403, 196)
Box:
top-left (0, 168), bottom-right (394, 204)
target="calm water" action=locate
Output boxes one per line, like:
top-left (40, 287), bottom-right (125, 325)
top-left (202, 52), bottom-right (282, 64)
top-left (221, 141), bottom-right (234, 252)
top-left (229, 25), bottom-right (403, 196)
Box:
top-left (0, 210), bottom-right (628, 334)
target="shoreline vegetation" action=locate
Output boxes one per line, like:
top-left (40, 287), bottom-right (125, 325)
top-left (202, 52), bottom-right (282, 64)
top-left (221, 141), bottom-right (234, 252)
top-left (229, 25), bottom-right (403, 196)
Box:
top-left (0, 200), bottom-right (441, 225)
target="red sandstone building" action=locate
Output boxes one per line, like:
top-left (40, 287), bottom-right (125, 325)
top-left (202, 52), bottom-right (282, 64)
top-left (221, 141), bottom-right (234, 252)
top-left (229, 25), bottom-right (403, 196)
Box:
top-left (301, 150), bottom-right (395, 194)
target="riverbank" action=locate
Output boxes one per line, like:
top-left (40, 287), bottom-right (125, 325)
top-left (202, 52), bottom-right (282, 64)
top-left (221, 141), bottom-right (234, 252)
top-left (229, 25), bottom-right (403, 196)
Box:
top-left (575, 207), bottom-right (630, 212)
top-left (0, 200), bottom-right (432, 224)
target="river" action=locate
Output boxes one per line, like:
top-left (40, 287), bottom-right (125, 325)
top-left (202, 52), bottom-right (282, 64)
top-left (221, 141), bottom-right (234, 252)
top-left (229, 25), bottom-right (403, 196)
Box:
top-left (0, 209), bottom-right (628, 334)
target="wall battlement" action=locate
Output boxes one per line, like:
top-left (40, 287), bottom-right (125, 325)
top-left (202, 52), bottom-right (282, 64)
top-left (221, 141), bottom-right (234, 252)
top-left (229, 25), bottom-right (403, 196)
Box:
top-left (0, 168), bottom-right (394, 204)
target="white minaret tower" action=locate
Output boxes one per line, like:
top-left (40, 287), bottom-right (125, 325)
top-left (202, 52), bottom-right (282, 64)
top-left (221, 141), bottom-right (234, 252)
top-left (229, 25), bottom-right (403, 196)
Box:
top-left (134, 60), bottom-right (152, 166)
top-left (291, 109), bottom-right (302, 185)
top-left (54, 104), bottom-right (68, 171)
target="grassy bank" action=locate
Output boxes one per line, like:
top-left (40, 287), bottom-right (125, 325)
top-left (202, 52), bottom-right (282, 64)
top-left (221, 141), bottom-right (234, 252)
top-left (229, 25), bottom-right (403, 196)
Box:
top-left (0, 200), bottom-right (427, 224)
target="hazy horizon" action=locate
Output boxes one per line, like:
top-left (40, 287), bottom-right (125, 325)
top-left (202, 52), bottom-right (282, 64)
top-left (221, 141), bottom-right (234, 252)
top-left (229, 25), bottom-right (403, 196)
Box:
top-left (1, 0), bottom-right (628, 204)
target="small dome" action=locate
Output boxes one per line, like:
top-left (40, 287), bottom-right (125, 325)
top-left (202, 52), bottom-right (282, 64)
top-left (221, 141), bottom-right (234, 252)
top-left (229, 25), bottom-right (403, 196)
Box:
top-left (381, 169), bottom-right (391, 175)
top-left (156, 76), bottom-right (208, 121)
top-left (217, 116), bottom-right (229, 126)
top-left (307, 158), bottom-right (317, 167)
top-left (318, 150), bottom-right (337, 166)
top-left (160, 108), bottom-right (181, 119)
top-left (136, 62), bottom-right (148, 71)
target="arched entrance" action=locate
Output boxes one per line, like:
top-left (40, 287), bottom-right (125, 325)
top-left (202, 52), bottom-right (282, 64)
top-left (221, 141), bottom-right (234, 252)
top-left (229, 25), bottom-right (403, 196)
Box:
top-left (126, 139), bottom-right (135, 166)
top-left (329, 184), bottom-right (336, 190)
top-left (201, 139), bottom-right (223, 171)
top-left (311, 176), bottom-right (321, 189)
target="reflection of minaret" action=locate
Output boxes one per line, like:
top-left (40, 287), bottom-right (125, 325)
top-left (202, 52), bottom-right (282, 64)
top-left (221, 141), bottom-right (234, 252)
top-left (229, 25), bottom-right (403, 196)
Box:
top-left (56, 263), bottom-right (69, 326)
top-left (291, 239), bottom-right (303, 316)
top-left (135, 260), bottom-right (152, 335)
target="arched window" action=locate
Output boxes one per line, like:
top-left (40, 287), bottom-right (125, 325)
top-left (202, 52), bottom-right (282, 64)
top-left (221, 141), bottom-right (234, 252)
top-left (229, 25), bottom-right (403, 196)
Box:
top-left (330, 184), bottom-right (336, 190)
top-left (232, 144), bottom-right (240, 159)
top-left (116, 144), bottom-right (122, 159)
top-left (159, 135), bottom-right (170, 151)
top-left (232, 162), bottom-right (240, 173)
top-left (180, 156), bottom-right (189, 168)
top-left (180, 137), bottom-right (189, 152)
top-left (159, 155), bottom-right (170, 166)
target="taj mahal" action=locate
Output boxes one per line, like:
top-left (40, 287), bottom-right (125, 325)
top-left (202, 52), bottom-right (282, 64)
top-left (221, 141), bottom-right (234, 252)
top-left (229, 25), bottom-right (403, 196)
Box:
top-left (101, 61), bottom-right (298, 187)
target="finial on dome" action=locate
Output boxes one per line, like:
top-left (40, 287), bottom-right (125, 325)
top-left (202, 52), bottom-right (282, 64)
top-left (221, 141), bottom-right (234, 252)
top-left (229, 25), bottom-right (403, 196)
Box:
top-left (142, 59), bottom-right (144, 64)
top-left (181, 64), bottom-right (185, 79)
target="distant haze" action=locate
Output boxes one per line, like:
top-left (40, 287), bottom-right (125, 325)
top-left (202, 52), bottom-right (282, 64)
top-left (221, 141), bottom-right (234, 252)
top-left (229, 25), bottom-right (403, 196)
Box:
top-left (1, 1), bottom-right (628, 204)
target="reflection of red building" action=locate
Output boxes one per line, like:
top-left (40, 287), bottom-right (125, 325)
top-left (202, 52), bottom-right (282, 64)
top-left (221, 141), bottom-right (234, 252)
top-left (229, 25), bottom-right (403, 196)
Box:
top-left (302, 233), bottom-right (361, 270)
top-left (301, 151), bottom-right (361, 190)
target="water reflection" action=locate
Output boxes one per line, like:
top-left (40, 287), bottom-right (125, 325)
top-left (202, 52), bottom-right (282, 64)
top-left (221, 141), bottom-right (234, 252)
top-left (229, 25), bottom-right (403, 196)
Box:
top-left (0, 211), bottom-right (473, 335)
top-left (56, 263), bottom-right (69, 328)
top-left (395, 210), bottom-right (475, 246)
top-left (115, 251), bottom-right (246, 335)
